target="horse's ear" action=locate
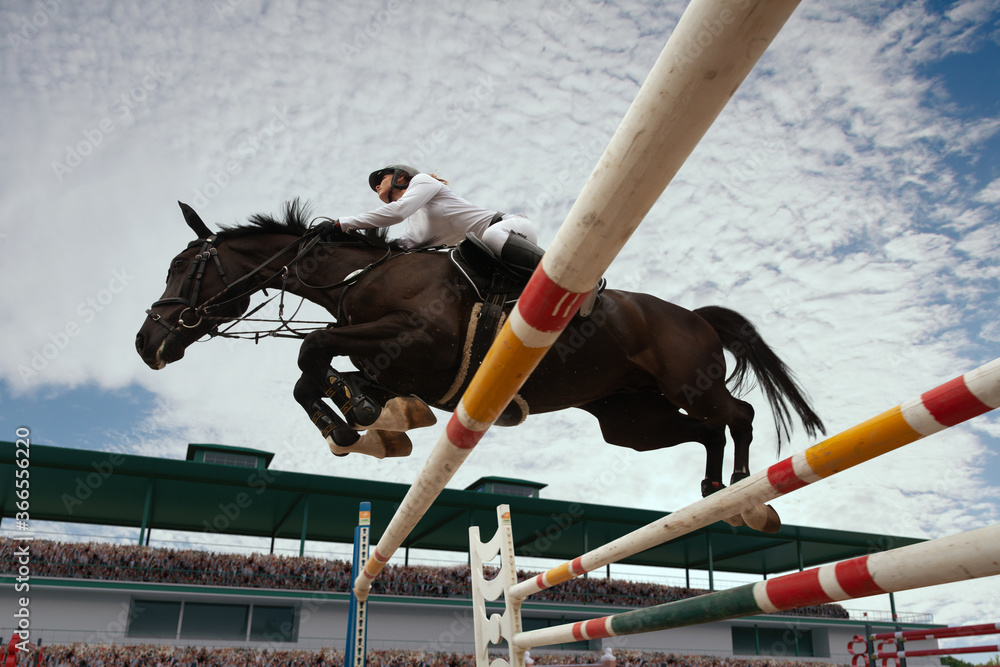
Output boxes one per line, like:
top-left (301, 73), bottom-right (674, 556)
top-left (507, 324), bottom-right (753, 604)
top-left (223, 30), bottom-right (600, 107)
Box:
top-left (178, 201), bottom-right (214, 239)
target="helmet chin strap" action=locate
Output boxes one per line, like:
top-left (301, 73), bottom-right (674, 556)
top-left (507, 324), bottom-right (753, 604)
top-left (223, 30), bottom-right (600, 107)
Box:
top-left (387, 169), bottom-right (408, 203)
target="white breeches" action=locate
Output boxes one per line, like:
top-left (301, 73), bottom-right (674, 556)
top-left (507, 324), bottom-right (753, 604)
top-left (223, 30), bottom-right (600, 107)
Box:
top-left (480, 214), bottom-right (537, 255)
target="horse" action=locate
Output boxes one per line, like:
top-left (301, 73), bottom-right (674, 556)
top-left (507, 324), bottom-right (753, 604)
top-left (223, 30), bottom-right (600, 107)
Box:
top-left (135, 200), bottom-right (825, 532)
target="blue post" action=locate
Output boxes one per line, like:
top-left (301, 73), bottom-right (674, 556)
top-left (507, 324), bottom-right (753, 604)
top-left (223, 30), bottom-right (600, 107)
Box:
top-left (346, 502), bottom-right (371, 667)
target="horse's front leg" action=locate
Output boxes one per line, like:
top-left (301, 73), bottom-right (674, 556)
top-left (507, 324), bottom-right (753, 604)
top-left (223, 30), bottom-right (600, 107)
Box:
top-left (293, 372), bottom-right (362, 447)
top-left (294, 315), bottom-right (438, 458)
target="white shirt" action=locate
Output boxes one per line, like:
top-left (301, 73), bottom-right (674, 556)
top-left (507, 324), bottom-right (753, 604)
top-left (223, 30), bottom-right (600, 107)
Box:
top-left (338, 173), bottom-right (497, 248)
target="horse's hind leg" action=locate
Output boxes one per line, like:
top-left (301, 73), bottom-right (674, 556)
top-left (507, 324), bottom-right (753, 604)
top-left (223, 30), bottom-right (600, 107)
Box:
top-left (728, 397), bottom-right (755, 485)
top-left (579, 392), bottom-right (729, 491)
top-left (682, 387), bottom-right (780, 533)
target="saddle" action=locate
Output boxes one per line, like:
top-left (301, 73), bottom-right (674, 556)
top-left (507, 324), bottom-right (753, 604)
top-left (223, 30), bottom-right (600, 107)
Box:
top-left (437, 234), bottom-right (606, 410)
top-left (436, 235), bottom-right (542, 408)
top-left (449, 233), bottom-right (535, 304)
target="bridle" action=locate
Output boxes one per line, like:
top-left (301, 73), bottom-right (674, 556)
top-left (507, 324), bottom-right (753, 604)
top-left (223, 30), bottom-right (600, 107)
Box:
top-left (143, 229), bottom-right (396, 342)
top-left (147, 236), bottom-right (231, 332)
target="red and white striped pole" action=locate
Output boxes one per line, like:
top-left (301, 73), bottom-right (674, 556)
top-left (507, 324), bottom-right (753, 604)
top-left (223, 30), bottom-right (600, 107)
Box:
top-left (353, 0), bottom-right (803, 602)
top-left (508, 356), bottom-right (1000, 601)
top-left (870, 622), bottom-right (1000, 643)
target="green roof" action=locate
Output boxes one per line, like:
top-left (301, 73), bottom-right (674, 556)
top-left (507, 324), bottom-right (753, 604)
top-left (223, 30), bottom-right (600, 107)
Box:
top-left (466, 476), bottom-right (548, 490)
top-left (0, 442), bottom-right (925, 575)
top-left (186, 443), bottom-right (275, 465)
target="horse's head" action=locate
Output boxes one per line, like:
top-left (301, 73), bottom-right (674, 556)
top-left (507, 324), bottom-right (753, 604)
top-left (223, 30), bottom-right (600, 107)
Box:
top-left (135, 203), bottom-right (250, 369)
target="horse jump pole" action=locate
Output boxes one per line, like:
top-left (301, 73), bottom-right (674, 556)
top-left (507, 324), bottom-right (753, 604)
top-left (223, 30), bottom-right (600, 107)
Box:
top-left (510, 523), bottom-right (1000, 649)
top-left (870, 622), bottom-right (1000, 643)
top-left (506, 357), bottom-right (1000, 601)
top-left (354, 0), bottom-right (803, 603)
top-left (472, 358), bottom-right (1000, 662)
top-left (851, 623), bottom-right (1000, 667)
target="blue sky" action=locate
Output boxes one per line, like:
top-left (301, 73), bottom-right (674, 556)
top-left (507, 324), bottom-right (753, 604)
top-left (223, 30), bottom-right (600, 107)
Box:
top-left (2, 0), bottom-right (999, 634)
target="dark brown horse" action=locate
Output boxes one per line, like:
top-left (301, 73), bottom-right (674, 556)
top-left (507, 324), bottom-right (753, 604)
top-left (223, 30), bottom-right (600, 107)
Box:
top-left (136, 201), bottom-right (824, 531)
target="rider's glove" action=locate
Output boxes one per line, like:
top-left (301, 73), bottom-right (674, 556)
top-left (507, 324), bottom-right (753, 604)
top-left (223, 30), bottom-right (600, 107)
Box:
top-left (315, 219), bottom-right (341, 241)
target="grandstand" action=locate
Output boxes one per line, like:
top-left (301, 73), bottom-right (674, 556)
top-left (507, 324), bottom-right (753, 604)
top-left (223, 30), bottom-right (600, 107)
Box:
top-left (1, 441), bottom-right (944, 661)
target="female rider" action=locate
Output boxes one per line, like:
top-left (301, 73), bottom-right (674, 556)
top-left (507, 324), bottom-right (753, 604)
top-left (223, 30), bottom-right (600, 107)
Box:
top-left (336, 164), bottom-right (537, 256)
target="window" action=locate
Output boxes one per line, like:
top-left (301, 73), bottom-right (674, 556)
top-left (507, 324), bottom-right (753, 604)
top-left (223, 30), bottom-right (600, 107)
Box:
top-left (202, 451), bottom-right (259, 468)
top-left (181, 603), bottom-right (248, 640)
top-left (491, 483), bottom-right (535, 497)
top-left (732, 625), bottom-right (816, 657)
top-left (128, 600), bottom-right (298, 642)
top-left (127, 600), bottom-right (181, 638)
top-left (251, 605), bottom-right (297, 642)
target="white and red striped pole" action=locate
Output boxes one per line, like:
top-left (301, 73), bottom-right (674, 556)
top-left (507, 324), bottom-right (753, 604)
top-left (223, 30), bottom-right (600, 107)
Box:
top-left (353, 0), bottom-right (803, 602)
top-left (870, 622), bottom-right (1000, 642)
top-left (512, 523), bottom-right (1000, 649)
top-left (508, 356), bottom-right (1000, 601)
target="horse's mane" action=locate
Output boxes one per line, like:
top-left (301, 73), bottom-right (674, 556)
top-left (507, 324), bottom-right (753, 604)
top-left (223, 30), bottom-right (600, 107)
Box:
top-left (217, 198), bottom-right (401, 249)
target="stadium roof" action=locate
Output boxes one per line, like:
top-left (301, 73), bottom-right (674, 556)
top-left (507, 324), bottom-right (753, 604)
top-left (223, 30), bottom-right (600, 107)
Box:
top-left (0, 442), bottom-right (925, 576)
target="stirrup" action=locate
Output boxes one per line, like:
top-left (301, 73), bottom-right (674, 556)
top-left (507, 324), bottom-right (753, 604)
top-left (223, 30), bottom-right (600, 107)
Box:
top-left (577, 278), bottom-right (606, 318)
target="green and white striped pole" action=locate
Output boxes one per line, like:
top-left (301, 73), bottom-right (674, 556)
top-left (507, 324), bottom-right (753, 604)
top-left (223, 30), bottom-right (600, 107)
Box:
top-left (512, 523), bottom-right (1000, 649)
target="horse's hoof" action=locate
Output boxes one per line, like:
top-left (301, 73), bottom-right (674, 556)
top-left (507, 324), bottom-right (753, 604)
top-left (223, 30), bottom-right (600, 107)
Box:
top-left (400, 396), bottom-right (437, 429)
top-left (723, 514), bottom-right (746, 528)
top-left (368, 396), bottom-right (437, 432)
top-left (741, 504), bottom-right (781, 533)
top-left (371, 429), bottom-right (413, 457)
top-left (326, 429), bottom-right (413, 459)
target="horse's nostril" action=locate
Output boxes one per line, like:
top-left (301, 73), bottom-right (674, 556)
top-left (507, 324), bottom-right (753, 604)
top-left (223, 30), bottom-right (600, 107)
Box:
top-left (135, 333), bottom-right (144, 353)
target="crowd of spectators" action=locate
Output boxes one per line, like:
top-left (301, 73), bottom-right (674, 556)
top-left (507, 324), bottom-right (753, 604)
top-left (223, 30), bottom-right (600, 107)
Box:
top-left (0, 538), bottom-right (849, 619)
top-left (1, 643), bottom-right (848, 667)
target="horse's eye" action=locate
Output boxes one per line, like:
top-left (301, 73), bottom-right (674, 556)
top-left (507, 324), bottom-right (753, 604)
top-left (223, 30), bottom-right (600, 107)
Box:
top-left (172, 258), bottom-right (186, 270)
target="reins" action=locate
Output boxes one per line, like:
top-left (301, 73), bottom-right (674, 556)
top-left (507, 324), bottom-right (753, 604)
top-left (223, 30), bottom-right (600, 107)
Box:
top-left (145, 228), bottom-right (407, 343)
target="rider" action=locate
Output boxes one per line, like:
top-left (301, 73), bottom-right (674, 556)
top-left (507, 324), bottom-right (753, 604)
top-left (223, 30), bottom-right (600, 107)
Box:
top-left (337, 164), bottom-right (601, 312)
top-left (329, 164), bottom-right (546, 276)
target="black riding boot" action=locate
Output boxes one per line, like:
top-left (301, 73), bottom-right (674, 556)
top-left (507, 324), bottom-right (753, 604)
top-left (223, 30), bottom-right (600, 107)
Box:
top-left (500, 233), bottom-right (601, 316)
top-left (499, 232), bottom-right (545, 280)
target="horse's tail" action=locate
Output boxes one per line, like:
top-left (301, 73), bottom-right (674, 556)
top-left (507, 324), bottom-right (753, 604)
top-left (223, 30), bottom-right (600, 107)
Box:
top-left (695, 305), bottom-right (826, 451)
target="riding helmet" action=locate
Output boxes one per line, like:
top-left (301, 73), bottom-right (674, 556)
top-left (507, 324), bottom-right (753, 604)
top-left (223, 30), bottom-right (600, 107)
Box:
top-left (368, 164), bottom-right (421, 191)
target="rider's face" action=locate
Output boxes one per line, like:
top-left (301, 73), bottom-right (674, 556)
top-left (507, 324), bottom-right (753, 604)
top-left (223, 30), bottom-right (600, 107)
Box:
top-left (376, 173), bottom-right (394, 204)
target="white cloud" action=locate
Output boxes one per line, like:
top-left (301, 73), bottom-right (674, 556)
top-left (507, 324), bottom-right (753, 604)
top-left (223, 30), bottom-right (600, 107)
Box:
top-left (2, 0), bottom-right (999, 629)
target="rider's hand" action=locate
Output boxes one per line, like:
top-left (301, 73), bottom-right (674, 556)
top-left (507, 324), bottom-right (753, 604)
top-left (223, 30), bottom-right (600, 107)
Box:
top-left (315, 219), bottom-right (341, 241)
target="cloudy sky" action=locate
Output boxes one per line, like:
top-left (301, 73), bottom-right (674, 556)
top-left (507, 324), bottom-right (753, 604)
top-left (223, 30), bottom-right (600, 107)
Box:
top-left (2, 0), bottom-right (999, 636)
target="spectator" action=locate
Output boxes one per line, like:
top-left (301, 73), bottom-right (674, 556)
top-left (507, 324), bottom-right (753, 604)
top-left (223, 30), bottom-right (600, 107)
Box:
top-left (0, 538), bottom-right (850, 619)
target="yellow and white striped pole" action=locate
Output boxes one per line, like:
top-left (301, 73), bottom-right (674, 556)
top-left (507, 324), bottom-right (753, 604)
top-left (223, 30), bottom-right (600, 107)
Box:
top-left (354, 0), bottom-right (803, 601)
top-left (508, 357), bottom-right (1000, 601)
